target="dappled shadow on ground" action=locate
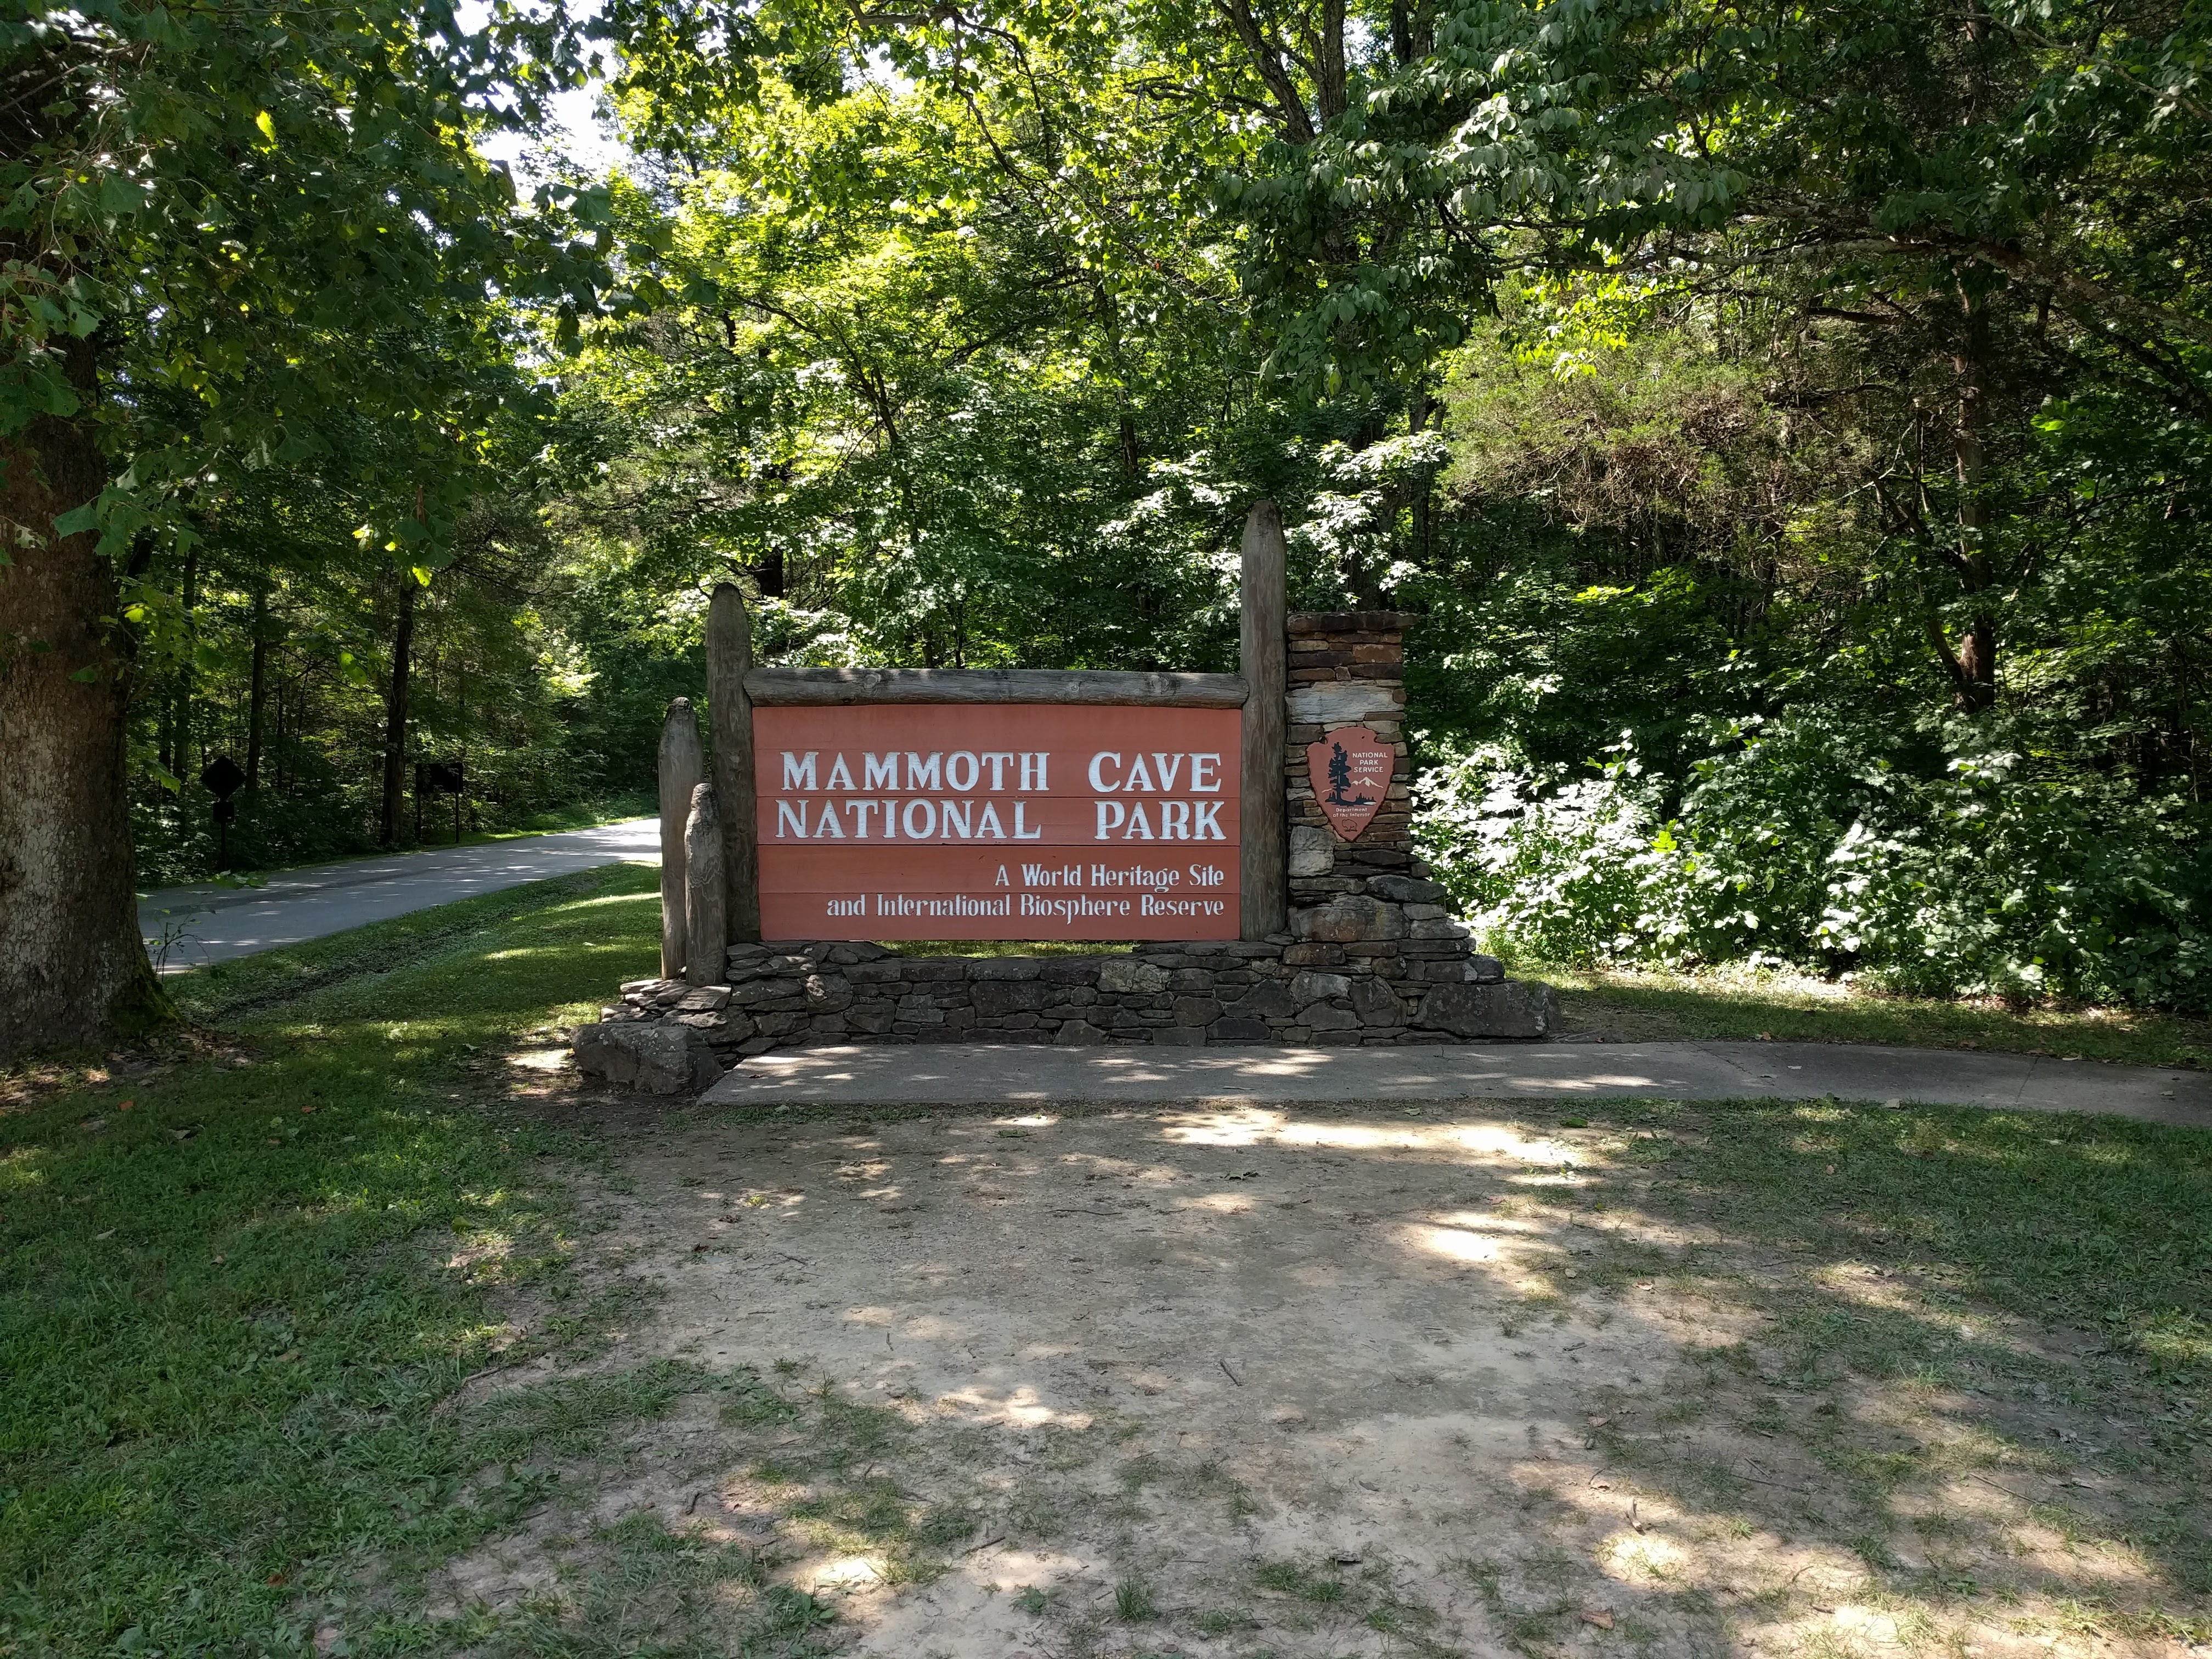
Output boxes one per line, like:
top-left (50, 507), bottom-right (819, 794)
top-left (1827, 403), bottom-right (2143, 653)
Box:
top-left (424, 1094), bottom-right (2209, 1659)
top-left (0, 870), bottom-right (670, 1657)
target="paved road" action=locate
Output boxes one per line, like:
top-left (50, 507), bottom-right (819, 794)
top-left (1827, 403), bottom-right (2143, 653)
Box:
top-left (701, 1040), bottom-right (2212, 1126)
top-left (140, 818), bottom-right (658, 973)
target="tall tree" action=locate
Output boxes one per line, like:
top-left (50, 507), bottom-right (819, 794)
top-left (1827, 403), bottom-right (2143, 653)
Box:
top-left (0, 0), bottom-right (607, 1054)
top-left (1224, 0), bottom-right (2212, 692)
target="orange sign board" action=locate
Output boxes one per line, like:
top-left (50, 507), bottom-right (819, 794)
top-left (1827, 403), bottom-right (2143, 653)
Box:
top-left (755, 704), bottom-right (1242, 940)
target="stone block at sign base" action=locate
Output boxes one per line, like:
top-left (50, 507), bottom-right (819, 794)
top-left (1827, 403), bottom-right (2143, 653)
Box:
top-left (1097, 957), bottom-right (1171, 994)
top-left (803, 972), bottom-right (853, 1013)
top-left (1054, 1019), bottom-right (1112, 1045)
top-left (970, 957), bottom-right (1043, 980)
top-left (1224, 981), bottom-right (1297, 1022)
top-left (1350, 976), bottom-right (1403, 1026)
top-left (1291, 896), bottom-right (1406, 943)
top-left (1366, 874), bottom-right (1447, 904)
top-left (1288, 825), bottom-right (1336, 877)
top-left (974, 979), bottom-right (1052, 1017)
top-left (1172, 994), bottom-right (1222, 1026)
top-left (573, 1022), bottom-right (721, 1094)
top-left (1414, 980), bottom-right (1558, 1040)
top-left (1289, 969), bottom-right (1351, 1003)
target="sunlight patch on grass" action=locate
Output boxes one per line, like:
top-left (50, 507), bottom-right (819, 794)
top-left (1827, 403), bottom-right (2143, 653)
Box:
top-left (1526, 958), bottom-right (2210, 1066)
top-left (0, 862), bottom-right (667, 1655)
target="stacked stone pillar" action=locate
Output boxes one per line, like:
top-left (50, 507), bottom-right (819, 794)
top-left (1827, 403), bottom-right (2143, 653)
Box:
top-left (1284, 612), bottom-right (1419, 902)
top-left (1271, 612), bottom-right (1548, 1043)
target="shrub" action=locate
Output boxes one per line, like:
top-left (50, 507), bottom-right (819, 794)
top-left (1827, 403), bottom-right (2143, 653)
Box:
top-left (1415, 713), bottom-right (2210, 1009)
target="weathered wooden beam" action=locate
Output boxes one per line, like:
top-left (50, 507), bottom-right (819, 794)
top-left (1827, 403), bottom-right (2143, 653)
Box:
top-left (1239, 501), bottom-right (1288, 940)
top-left (743, 667), bottom-right (1248, 707)
top-left (706, 584), bottom-right (759, 944)
top-left (657, 698), bottom-right (703, 978)
top-left (683, 783), bottom-right (727, 986)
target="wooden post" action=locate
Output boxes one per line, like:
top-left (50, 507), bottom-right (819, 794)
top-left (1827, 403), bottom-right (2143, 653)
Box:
top-left (706, 583), bottom-right (759, 943)
top-left (1239, 500), bottom-right (1288, 939)
top-left (657, 698), bottom-right (702, 978)
top-left (684, 783), bottom-right (727, 985)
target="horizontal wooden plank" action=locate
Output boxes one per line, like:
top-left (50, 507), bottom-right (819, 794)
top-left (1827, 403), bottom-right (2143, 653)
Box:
top-left (744, 668), bottom-right (1249, 708)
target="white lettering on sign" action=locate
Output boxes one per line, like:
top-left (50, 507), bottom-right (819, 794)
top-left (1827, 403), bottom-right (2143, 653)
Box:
top-left (1142, 893), bottom-right (1228, 917)
top-left (1019, 893), bottom-right (1133, 922)
top-left (1084, 751), bottom-right (1220, 794)
top-left (875, 893), bottom-right (1014, 918)
top-left (769, 797), bottom-right (1054, 840)
top-left (1092, 797), bottom-right (1224, 842)
top-left (757, 707), bottom-right (1239, 941)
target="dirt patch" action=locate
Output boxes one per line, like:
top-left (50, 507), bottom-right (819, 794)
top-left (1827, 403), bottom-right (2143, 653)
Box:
top-left (430, 1100), bottom-right (2209, 1658)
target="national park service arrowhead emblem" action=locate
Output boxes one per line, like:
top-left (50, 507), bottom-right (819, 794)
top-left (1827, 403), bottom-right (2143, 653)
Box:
top-left (1306, 725), bottom-right (1393, 840)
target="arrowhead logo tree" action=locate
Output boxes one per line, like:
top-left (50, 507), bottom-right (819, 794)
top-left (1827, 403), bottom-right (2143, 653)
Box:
top-left (1305, 725), bottom-right (1392, 840)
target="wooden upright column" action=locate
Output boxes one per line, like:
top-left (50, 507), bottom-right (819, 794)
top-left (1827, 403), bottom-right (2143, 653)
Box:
top-left (706, 583), bottom-right (759, 943)
top-left (1239, 500), bottom-right (1288, 939)
top-left (657, 698), bottom-right (702, 978)
top-left (683, 782), bottom-right (727, 985)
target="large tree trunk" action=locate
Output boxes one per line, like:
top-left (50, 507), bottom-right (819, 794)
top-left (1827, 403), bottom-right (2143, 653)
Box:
top-left (379, 571), bottom-right (415, 844)
top-left (0, 352), bottom-right (173, 1057)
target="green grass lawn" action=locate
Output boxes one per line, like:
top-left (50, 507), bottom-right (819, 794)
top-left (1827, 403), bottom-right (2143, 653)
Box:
top-left (0, 863), bottom-right (668, 1657)
top-left (1530, 958), bottom-right (2212, 1068)
top-left (1536, 1097), bottom-right (2212, 1385)
top-left (1505, 1098), bottom-right (2212, 1635)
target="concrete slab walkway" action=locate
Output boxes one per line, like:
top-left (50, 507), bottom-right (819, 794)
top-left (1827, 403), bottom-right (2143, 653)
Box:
top-left (140, 817), bottom-right (658, 973)
top-left (700, 1039), bottom-right (2212, 1126)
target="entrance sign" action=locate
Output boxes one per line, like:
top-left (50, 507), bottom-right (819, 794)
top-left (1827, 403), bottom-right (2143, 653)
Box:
top-left (755, 703), bottom-right (1242, 940)
top-left (1306, 724), bottom-right (1392, 840)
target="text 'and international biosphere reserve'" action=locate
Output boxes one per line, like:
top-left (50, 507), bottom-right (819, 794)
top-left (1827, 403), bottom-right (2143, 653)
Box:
top-left (753, 704), bottom-right (1242, 940)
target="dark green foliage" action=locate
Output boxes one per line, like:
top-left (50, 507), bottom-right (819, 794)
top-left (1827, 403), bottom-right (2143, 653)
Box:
top-left (1411, 321), bottom-right (2211, 1007)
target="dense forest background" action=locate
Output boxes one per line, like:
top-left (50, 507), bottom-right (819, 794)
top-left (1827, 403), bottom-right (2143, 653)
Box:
top-left (97, 0), bottom-right (2210, 1012)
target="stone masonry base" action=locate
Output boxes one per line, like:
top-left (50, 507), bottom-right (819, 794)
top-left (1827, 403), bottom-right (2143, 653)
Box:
top-left (575, 917), bottom-right (1558, 1096)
